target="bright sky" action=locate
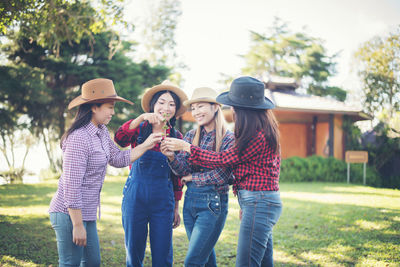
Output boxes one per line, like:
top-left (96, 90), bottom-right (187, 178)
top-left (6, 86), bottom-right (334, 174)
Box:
top-left (2, 0), bottom-right (400, 177)
top-left (126, 0), bottom-right (400, 99)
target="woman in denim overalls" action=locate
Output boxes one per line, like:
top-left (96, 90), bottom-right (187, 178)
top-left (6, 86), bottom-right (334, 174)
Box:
top-left (114, 81), bottom-right (188, 267)
top-left (161, 87), bottom-right (235, 266)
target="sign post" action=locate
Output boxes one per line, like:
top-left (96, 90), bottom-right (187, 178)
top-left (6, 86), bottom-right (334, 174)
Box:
top-left (345, 151), bottom-right (368, 185)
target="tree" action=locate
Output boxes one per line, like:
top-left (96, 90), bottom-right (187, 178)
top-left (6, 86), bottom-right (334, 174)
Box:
top-left (140, 0), bottom-right (181, 66)
top-left (0, 0), bottom-right (130, 58)
top-left (355, 26), bottom-right (400, 119)
top-left (1, 32), bottom-right (169, 171)
top-left (137, 0), bottom-right (185, 85)
top-left (242, 17), bottom-right (346, 101)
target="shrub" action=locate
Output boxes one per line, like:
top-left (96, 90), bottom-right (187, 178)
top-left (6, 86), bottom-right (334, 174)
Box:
top-left (280, 155), bottom-right (381, 187)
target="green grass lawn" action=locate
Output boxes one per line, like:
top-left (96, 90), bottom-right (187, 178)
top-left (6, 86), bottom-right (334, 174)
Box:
top-left (1, 177), bottom-right (399, 267)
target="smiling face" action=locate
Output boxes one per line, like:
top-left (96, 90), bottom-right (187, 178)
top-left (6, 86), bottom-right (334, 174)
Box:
top-left (190, 102), bottom-right (218, 131)
top-left (153, 92), bottom-right (177, 121)
top-left (91, 101), bottom-right (115, 126)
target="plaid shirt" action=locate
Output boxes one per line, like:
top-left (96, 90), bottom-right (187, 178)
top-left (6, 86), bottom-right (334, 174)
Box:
top-left (114, 119), bottom-right (183, 200)
top-left (189, 131), bottom-right (280, 194)
top-left (49, 122), bottom-right (131, 221)
top-left (168, 128), bottom-right (235, 194)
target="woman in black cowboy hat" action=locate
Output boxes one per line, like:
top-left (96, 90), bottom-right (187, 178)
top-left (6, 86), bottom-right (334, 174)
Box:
top-left (163, 76), bottom-right (282, 267)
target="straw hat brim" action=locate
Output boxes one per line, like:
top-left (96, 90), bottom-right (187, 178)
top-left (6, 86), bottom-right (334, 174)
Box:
top-left (183, 97), bottom-right (221, 107)
top-left (141, 84), bottom-right (188, 117)
top-left (68, 95), bottom-right (133, 110)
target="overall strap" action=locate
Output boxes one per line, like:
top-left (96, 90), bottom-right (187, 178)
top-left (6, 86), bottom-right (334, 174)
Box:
top-left (137, 122), bottom-right (146, 144)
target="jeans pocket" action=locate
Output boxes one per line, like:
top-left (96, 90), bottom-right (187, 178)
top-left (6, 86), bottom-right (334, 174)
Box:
top-left (207, 198), bottom-right (221, 217)
top-left (49, 212), bottom-right (57, 229)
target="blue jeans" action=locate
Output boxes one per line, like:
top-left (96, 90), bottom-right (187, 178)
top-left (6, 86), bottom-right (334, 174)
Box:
top-left (236, 190), bottom-right (282, 267)
top-left (49, 212), bottom-right (100, 267)
top-left (183, 183), bottom-right (228, 267)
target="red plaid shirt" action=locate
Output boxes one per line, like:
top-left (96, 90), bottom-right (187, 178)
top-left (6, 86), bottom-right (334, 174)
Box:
top-left (189, 131), bottom-right (280, 194)
top-left (114, 119), bottom-right (183, 200)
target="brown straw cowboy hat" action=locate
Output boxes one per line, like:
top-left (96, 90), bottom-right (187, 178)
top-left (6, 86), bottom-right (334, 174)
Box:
top-left (183, 87), bottom-right (221, 107)
top-left (141, 80), bottom-right (188, 117)
top-left (68, 78), bottom-right (133, 110)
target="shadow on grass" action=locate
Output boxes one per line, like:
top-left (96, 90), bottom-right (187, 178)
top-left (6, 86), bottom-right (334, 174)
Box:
top-left (0, 183), bottom-right (56, 207)
top-left (274, 198), bottom-right (400, 266)
top-left (0, 214), bottom-right (58, 266)
top-left (280, 182), bottom-right (400, 198)
top-left (1, 179), bottom-right (399, 266)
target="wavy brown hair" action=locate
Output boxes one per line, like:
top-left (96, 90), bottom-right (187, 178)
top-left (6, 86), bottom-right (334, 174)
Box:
top-left (60, 103), bottom-right (102, 148)
top-left (233, 107), bottom-right (280, 156)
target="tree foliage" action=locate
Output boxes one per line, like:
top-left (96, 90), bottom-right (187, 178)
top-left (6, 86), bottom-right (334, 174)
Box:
top-left (355, 26), bottom-right (400, 118)
top-left (141, 0), bottom-right (182, 66)
top-left (242, 17), bottom-right (346, 101)
top-left (0, 0), bottom-right (130, 58)
top-left (0, 1), bottom-right (171, 173)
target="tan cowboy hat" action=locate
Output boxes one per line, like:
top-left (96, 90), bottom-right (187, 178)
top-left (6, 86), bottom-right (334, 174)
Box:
top-left (141, 80), bottom-right (188, 117)
top-left (68, 78), bottom-right (133, 109)
top-left (183, 87), bottom-right (221, 107)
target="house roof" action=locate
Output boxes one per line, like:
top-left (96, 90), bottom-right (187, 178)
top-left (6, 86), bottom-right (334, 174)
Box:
top-left (265, 89), bottom-right (372, 121)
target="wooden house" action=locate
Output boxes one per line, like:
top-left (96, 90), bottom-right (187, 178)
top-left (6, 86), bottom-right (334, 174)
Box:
top-left (180, 77), bottom-right (371, 160)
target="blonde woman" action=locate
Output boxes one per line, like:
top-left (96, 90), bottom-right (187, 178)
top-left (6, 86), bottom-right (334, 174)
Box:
top-left (161, 87), bottom-right (234, 267)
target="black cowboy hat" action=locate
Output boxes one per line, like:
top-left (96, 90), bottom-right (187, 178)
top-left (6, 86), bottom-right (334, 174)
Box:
top-left (216, 76), bottom-right (275, 110)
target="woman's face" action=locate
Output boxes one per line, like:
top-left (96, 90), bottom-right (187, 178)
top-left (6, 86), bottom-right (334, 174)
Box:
top-left (190, 102), bottom-right (217, 128)
top-left (91, 101), bottom-right (115, 126)
top-left (153, 92), bottom-right (176, 121)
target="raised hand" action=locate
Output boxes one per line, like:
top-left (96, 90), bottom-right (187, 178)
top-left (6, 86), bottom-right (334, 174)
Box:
top-left (141, 113), bottom-right (163, 125)
top-left (163, 137), bottom-right (191, 153)
top-left (142, 132), bottom-right (163, 150)
top-left (160, 141), bottom-right (175, 159)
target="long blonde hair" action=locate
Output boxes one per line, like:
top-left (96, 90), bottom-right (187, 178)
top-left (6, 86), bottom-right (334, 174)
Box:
top-left (192, 104), bottom-right (227, 152)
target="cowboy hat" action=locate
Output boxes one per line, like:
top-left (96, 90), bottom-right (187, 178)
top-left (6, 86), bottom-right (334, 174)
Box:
top-left (183, 87), bottom-right (221, 107)
top-left (141, 80), bottom-right (188, 117)
top-left (68, 78), bottom-right (133, 109)
top-left (216, 76), bottom-right (275, 110)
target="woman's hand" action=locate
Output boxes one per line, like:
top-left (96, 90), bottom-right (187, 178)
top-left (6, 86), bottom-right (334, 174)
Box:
top-left (164, 137), bottom-right (191, 153)
top-left (160, 141), bottom-right (175, 160)
top-left (172, 201), bottom-right (180, 229)
top-left (72, 224), bottom-right (87, 246)
top-left (181, 174), bottom-right (192, 185)
top-left (141, 113), bottom-right (163, 125)
top-left (142, 133), bottom-right (163, 150)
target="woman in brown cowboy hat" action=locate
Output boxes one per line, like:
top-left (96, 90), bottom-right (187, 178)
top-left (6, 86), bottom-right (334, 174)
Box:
top-left (160, 86), bottom-right (235, 267)
top-left (163, 76), bottom-right (282, 267)
top-left (114, 80), bottom-right (188, 267)
top-left (49, 78), bottom-right (163, 267)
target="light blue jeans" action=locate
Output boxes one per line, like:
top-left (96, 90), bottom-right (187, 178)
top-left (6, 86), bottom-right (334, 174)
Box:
top-left (183, 183), bottom-right (228, 267)
top-left (236, 190), bottom-right (282, 267)
top-left (49, 212), bottom-right (100, 267)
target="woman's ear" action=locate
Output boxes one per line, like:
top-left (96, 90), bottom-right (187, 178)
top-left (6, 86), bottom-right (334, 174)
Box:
top-left (91, 105), bottom-right (98, 114)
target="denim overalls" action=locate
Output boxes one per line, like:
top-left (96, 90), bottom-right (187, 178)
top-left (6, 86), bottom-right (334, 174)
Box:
top-left (122, 124), bottom-right (175, 267)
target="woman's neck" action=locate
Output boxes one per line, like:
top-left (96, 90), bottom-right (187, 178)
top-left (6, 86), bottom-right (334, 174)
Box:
top-left (203, 120), bottom-right (216, 133)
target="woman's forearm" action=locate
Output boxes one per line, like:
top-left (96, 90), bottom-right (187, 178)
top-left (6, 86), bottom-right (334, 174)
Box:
top-left (130, 143), bottom-right (148, 163)
top-left (129, 114), bottom-right (144, 130)
top-left (68, 208), bottom-right (83, 227)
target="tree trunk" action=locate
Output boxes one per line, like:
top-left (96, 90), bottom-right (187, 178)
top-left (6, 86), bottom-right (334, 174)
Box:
top-left (42, 129), bottom-right (57, 171)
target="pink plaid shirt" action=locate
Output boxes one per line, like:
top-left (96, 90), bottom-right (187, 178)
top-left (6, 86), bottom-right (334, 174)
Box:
top-left (49, 122), bottom-right (131, 221)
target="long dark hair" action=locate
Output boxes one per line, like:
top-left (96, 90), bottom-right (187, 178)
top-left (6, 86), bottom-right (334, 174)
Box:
top-left (60, 103), bottom-right (102, 148)
top-left (141, 90), bottom-right (181, 140)
top-left (233, 107), bottom-right (280, 156)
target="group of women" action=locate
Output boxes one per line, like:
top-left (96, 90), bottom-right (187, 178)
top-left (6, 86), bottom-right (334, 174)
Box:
top-left (48, 76), bottom-right (283, 267)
